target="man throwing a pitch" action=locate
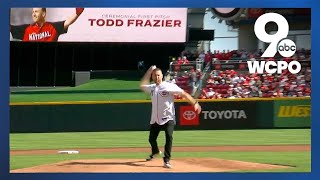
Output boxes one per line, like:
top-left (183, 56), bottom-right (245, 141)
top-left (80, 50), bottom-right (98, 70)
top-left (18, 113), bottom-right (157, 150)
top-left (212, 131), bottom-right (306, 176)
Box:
top-left (140, 65), bottom-right (201, 168)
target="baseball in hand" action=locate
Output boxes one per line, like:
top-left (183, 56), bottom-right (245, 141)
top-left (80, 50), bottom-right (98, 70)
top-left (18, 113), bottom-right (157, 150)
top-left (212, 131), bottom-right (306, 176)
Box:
top-left (151, 65), bottom-right (157, 70)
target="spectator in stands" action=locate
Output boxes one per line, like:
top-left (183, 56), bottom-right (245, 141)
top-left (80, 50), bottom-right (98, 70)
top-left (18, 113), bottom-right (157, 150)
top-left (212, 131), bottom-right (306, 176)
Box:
top-left (185, 50), bottom-right (193, 61)
top-left (182, 56), bottom-right (189, 64)
top-left (224, 49), bottom-right (233, 60)
top-left (249, 54), bottom-right (256, 61)
top-left (190, 69), bottom-right (198, 95)
top-left (305, 69), bottom-right (311, 83)
top-left (304, 86), bottom-right (311, 97)
top-left (221, 50), bottom-right (227, 60)
top-left (196, 69), bottom-right (202, 77)
top-left (241, 89), bottom-right (251, 98)
top-left (215, 50), bottom-right (223, 60)
top-left (176, 57), bottom-right (183, 64)
top-left (180, 50), bottom-right (186, 58)
top-left (297, 48), bottom-right (307, 59)
top-left (198, 50), bottom-right (206, 62)
top-left (216, 93), bottom-right (223, 99)
top-left (205, 51), bottom-right (213, 64)
top-left (221, 49), bottom-right (232, 60)
top-left (249, 86), bottom-right (260, 97)
top-left (239, 49), bottom-right (248, 59)
top-left (212, 50), bottom-right (217, 58)
top-left (206, 88), bottom-right (215, 99)
top-left (253, 49), bottom-right (263, 58)
top-left (233, 83), bottom-right (243, 94)
top-left (191, 50), bottom-right (199, 61)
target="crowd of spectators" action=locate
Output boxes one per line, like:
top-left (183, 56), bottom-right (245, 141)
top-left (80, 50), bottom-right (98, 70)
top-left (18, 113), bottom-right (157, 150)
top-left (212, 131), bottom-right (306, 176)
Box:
top-left (198, 68), bottom-right (311, 99)
top-left (176, 48), bottom-right (311, 63)
top-left (169, 48), bottom-right (311, 99)
top-left (167, 69), bottom-right (203, 99)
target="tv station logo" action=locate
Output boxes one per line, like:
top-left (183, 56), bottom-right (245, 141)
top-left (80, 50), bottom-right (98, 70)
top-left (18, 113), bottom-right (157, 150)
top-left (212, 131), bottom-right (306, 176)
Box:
top-left (248, 13), bottom-right (301, 74)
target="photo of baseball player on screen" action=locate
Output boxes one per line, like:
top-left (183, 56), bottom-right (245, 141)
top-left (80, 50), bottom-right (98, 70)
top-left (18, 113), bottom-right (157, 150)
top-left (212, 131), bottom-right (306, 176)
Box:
top-left (10, 8), bottom-right (84, 42)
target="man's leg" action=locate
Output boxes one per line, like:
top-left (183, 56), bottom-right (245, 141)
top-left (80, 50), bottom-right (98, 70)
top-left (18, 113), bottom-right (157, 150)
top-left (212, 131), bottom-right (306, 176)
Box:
top-left (148, 123), bottom-right (161, 155)
top-left (163, 120), bottom-right (175, 163)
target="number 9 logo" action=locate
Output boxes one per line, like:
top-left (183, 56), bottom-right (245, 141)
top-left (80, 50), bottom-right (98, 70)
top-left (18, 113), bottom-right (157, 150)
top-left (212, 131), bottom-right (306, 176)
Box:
top-left (254, 13), bottom-right (296, 58)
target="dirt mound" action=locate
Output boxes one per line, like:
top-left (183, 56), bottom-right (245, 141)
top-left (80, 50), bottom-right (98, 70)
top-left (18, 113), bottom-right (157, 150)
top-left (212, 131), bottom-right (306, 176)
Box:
top-left (11, 158), bottom-right (292, 173)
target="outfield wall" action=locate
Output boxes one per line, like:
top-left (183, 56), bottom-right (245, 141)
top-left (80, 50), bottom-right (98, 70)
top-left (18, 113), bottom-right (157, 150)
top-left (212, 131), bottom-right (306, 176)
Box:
top-left (10, 98), bottom-right (310, 133)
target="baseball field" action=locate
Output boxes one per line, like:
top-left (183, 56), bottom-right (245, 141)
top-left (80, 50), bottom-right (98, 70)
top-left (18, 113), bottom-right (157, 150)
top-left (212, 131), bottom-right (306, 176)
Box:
top-left (10, 129), bottom-right (310, 172)
top-left (10, 78), bottom-right (311, 173)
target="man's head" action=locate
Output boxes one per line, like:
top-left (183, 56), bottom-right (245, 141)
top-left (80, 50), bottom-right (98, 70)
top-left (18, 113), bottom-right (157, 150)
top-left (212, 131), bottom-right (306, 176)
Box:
top-left (32, 8), bottom-right (46, 24)
top-left (152, 68), bottom-right (163, 85)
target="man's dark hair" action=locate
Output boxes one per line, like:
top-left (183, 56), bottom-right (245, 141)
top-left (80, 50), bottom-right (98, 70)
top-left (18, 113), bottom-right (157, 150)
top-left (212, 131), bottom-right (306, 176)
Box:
top-left (152, 68), bottom-right (162, 74)
top-left (42, 8), bottom-right (46, 12)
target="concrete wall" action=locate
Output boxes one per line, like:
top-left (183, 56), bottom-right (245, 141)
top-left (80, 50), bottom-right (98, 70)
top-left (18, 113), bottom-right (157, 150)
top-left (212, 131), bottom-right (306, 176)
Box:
top-left (238, 24), bottom-right (258, 53)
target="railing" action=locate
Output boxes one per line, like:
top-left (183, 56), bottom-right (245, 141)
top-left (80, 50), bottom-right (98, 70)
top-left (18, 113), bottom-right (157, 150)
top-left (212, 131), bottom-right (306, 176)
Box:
top-left (169, 58), bottom-right (311, 73)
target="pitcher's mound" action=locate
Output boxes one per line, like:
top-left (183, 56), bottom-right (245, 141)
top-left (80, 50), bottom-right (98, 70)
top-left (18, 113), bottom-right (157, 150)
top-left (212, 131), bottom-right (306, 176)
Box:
top-left (11, 158), bottom-right (292, 173)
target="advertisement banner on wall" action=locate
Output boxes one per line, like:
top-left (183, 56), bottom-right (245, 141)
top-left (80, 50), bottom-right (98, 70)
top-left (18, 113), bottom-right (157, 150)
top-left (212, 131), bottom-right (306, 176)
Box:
top-left (212, 62), bottom-right (248, 71)
top-left (273, 99), bottom-right (311, 127)
top-left (247, 8), bottom-right (311, 19)
top-left (177, 101), bottom-right (257, 130)
top-left (10, 8), bottom-right (188, 42)
top-left (171, 63), bottom-right (197, 72)
top-left (179, 105), bottom-right (199, 126)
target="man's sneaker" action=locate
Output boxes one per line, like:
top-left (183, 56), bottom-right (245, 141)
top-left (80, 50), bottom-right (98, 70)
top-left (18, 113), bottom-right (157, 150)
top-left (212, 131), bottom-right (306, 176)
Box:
top-left (163, 161), bottom-right (172, 169)
top-left (146, 151), bottom-right (162, 161)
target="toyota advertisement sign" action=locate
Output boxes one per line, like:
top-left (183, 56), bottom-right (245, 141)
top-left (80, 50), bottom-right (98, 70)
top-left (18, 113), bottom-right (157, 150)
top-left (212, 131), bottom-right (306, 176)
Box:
top-left (179, 105), bottom-right (199, 126)
top-left (177, 101), bottom-right (257, 130)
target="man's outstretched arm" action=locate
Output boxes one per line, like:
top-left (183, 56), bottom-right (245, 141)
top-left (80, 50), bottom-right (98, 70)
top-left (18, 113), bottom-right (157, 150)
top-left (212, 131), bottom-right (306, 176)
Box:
top-left (64, 8), bottom-right (84, 29)
top-left (181, 91), bottom-right (202, 114)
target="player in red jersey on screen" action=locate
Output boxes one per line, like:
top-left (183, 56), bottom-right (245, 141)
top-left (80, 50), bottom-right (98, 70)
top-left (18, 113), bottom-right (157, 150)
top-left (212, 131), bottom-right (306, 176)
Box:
top-left (10, 8), bottom-right (84, 42)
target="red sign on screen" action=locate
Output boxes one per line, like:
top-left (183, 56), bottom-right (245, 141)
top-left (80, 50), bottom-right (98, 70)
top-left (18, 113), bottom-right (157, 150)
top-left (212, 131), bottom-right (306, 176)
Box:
top-left (179, 106), bottom-right (199, 126)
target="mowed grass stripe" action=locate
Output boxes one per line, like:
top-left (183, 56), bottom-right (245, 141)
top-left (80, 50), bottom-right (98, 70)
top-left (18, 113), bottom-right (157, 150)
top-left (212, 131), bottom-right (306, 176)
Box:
top-left (10, 92), bottom-right (149, 102)
top-left (10, 129), bottom-right (310, 150)
top-left (10, 79), bottom-right (150, 102)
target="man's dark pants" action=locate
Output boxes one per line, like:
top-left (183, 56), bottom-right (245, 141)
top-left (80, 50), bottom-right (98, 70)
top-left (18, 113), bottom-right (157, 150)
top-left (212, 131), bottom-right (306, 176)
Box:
top-left (148, 120), bottom-right (175, 163)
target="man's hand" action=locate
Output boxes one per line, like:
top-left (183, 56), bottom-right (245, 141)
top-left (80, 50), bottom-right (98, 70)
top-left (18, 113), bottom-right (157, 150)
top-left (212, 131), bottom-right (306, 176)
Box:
top-left (147, 65), bottom-right (157, 74)
top-left (194, 102), bottom-right (202, 114)
top-left (150, 65), bottom-right (157, 71)
top-left (76, 8), bottom-right (84, 16)
top-left (140, 65), bottom-right (156, 90)
top-left (64, 8), bottom-right (84, 29)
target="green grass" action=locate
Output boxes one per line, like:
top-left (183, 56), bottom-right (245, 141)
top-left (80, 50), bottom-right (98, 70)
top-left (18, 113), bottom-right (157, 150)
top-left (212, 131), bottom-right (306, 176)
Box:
top-left (11, 152), bottom-right (310, 172)
top-left (10, 129), bottom-right (310, 172)
top-left (10, 129), bottom-right (310, 150)
top-left (10, 79), bottom-right (150, 102)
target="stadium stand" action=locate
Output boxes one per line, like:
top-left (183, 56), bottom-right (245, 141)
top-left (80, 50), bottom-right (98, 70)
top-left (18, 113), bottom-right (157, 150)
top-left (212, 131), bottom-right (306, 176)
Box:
top-left (167, 48), bottom-right (311, 99)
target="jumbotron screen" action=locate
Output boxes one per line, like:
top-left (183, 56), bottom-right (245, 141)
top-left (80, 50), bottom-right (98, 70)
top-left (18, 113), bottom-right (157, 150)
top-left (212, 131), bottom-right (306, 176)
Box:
top-left (10, 8), bottom-right (188, 42)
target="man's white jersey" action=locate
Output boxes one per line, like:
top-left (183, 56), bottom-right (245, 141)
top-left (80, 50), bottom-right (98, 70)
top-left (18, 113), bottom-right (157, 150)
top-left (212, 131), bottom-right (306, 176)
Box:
top-left (141, 81), bottom-right (184, 125)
